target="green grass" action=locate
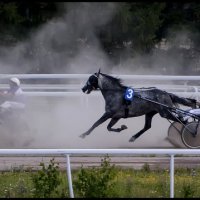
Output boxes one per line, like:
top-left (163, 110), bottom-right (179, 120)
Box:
top-left (0, 166), bottom-right (199, 198)
top-left (0, 171), bottom-right (34, 198)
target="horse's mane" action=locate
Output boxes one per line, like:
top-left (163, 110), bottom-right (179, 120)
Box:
top-left (100, 73), bottom-right (126, 88)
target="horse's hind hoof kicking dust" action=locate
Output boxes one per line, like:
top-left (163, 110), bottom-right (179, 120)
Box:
top-left (79, 132), bottom-right (88, 139)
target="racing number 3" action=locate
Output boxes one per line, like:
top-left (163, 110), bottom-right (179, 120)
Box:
top-left (125, 88), bottom-right (134, 101)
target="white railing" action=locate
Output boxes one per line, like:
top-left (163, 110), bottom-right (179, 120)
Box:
top-left (0, 148), bottom-right (200, 198)
top-left (0, 84), bottom-right (199, 92)
top-left (0, 74), bottom-right (200, 98)
top-left (0, 74), bottom-right (200, 81)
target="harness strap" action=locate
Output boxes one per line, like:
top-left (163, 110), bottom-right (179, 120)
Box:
top-left (124, 99), bottom-right (131, 118)
top-left (124, 106), bottom-right (129, 118)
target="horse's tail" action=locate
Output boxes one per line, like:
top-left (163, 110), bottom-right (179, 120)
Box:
top-left (169, 93), bottom-right (198, 108)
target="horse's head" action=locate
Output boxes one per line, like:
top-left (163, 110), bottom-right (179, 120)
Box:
top-left (82, 72), bottom-right (100, 94)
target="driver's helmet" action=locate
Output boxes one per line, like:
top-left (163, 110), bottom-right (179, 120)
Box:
top-left (9, 77), bottom-right (20, 87)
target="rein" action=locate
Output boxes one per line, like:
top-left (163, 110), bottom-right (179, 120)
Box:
top-left (136, 95), bottom-right (200, 121)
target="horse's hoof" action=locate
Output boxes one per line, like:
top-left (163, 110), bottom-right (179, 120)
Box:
top-left (129, 137), bottom-right (136, 142)
top-left (121, 125), bottom-right (127, 130)
top-left (79, 134), bottom-right (86, 139)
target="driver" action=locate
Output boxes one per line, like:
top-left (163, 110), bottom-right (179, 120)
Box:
top-left (0, 77), bottom-right (26, 119)
top-left (181, 108), bottom-right (200, 122)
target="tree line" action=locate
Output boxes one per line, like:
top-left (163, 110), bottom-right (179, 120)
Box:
top-left (0, 2), bottom-right (200, 74)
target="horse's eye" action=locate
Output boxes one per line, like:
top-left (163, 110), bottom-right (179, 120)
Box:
top-left (89, 76), bottom-right (96, 83)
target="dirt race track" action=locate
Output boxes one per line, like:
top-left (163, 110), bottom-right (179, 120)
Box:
top-left (0, 156), bottom-right (200, 171)
top-left (0, 97), bottom-right (199, 172)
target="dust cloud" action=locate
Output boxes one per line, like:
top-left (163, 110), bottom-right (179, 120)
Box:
top-left (0, 95), bottom-right (174, 149)
top-left (0, 2), bottom-right (117, 74)
top-left (0, 3), bottom-right (196, 148)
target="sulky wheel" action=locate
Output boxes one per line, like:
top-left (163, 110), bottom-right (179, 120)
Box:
top-left (167, 122), bottom-right (185, 148)
top-left (181, 122), bottom-right (200, 149)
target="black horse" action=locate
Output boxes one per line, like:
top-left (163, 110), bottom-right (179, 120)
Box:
top-left (80, 70), bottom-right (198, 142)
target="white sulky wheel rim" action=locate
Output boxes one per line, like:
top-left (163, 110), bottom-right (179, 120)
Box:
top-left (181, 122), bottom-right (200, 149)
top-left (167, 122), bottom-right (185, 148)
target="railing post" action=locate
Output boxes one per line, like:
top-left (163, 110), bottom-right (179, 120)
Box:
top-left (65, 154), bottom-right (74, 198)
top-left (170, 154), bottom-right (174, 198)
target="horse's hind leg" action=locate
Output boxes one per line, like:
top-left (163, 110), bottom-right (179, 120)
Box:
top-left (107, 118), bottom-right (127, 132)
top-left (129, 111), bottom-right (157, 142)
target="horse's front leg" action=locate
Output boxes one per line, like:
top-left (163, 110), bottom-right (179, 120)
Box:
top-left (80, 112), bottom-right (112, 139)
top-left (107, 118), bottom-right (127, 132)
top-left (129, 111), bottom-right (157, 142)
